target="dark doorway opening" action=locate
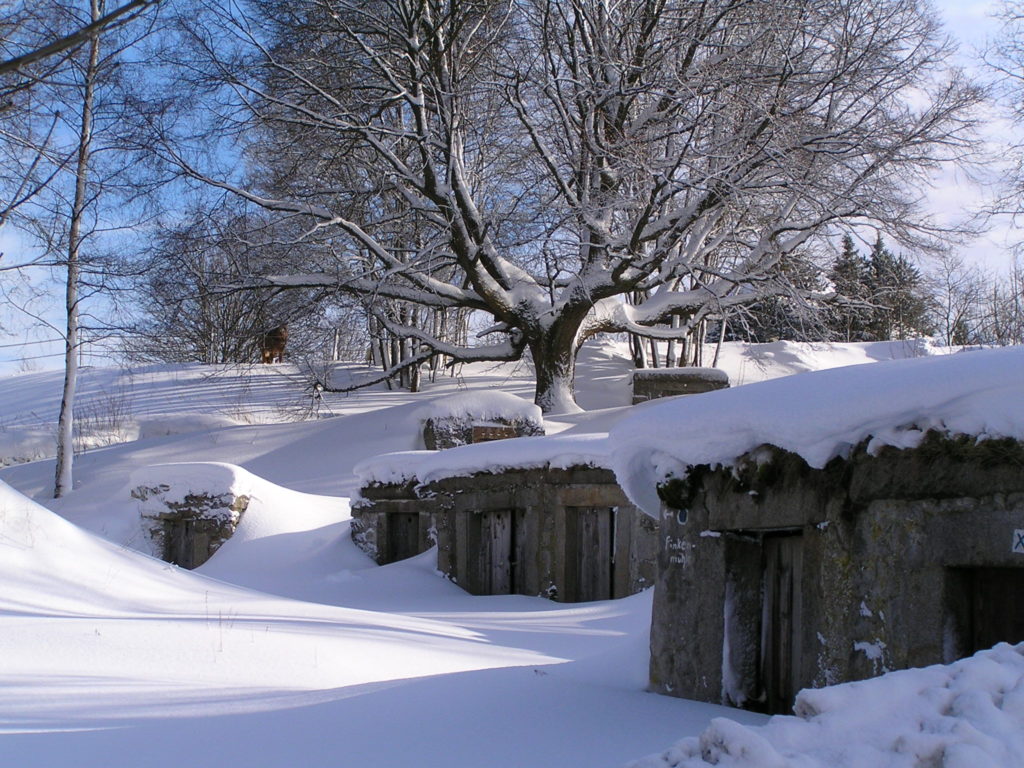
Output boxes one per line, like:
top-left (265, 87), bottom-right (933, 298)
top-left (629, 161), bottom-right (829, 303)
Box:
top-left (386, 512), bottom-right (421, 563)
top-left (759, 532), bottom-right (804, 714)
top-left (949, 567), bottom-right (1024, 657)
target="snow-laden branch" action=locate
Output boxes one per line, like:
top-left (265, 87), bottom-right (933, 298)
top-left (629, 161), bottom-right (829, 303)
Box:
top-left (373, 309), bottom-right (526, 363)
top-left (311, 348), bottom-right (435, 394)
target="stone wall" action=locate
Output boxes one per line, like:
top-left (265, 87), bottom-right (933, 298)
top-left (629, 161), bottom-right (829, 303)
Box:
top-left (631, 367), bottom-right (729, 404)
top-left (427, 466), bottom-right (658, 602)
top-left (350, 481), bottom-right (437, 565)
top-left (353, 464), bottom-right (659, 602)
top-left (133, 483), bottom-right (249, 569)
top-left (650, 434), bottom-right (1024, 713)
top-left (422, 416), bottom-right (545, 450)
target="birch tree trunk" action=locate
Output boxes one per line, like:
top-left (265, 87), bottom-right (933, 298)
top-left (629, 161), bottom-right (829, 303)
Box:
top-left (54, 0), bottom-right (102, 498)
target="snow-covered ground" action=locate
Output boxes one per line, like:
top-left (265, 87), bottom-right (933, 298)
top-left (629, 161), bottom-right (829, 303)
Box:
top-left (1, 338), bottom-right (1019, 767)
top-left (0, 338), bottom-right (944, 469)
top-left (629, 641), bottom-right (1024, 768)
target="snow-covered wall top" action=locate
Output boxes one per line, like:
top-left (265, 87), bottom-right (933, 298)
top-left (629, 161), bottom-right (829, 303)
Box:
top-left (353, 432), bottom-right (612, 489)
top-left (631, 367), bottom-right (729, 382)
top-left (128, 462), bottom-right (344, 567)
top-left (410, 390), bottom-right (542, 426)
top-left (610, 347), bottom-right (1024, 517)
top-left (129, 462), bottom-right (254, 505)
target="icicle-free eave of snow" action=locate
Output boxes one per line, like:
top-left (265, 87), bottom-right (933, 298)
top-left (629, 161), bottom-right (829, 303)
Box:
top-left (610, 347), bottom-right (1024, 517)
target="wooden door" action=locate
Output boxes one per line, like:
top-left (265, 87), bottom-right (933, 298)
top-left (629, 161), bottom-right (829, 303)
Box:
top-left (165, 520), bottom-right (211, 570)
top-left (482, 510), bottom-right (515, 594)
top-left (165, 520), bottom-right (189, 568)
top-left (387, 512), bottom-right (421, 563)
top-left (970, 568), bottom-right (1024, 653)
top-left (760, 533), bottom-right (803, 714)
top-left (575, 507), bottom-right (615, 602)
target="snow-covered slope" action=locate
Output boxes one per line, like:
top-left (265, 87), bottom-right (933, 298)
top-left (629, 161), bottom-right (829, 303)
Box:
top-left (0, 338), bottom-right (949, 467)
top-left (0, 478), bottom-right (761, 768)
top-left (0, 338), bottom-right (1011, 768)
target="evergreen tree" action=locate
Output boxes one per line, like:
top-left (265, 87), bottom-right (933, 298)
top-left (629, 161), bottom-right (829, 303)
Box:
top-left (828, 235), bottom-right (873, 341)
top-left (725, 250), bottom-right (829, 342)
top-left (866, 235), bottom-right (933, 340)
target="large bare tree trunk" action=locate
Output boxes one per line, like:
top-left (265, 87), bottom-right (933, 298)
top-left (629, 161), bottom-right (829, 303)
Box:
top-left (55, 0), bottom-right (102, 498)
top-left (531, 345), bottom-right (577, 414)
top-left (528, 315), bottom-right (588, 414)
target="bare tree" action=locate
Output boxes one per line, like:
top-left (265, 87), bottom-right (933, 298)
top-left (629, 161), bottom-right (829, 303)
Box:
top-left (158, 0), bottom-right (979, 412)
top-left (0, 0), bottom-right (161, 240)
top-left (0, 0), bottom-right (158, 496)
top-left (126, 201), bottom-right (356, 365)
top-left (926, 251), bottom-right (985, 346)
top-left (984, 0), bottom-right (1024, 228)
top-left (0, 0), bottom-right (158, 78)
top-left (986, 257), bottom-right (1024, 344)
top-left (53, 0), bottom-right (106, 498)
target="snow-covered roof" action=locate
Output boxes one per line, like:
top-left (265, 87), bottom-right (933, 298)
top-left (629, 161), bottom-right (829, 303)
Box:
top-left (610, 347), bottom-right (1024, 517)
top-left (410, 390), bottom-right (542, 425)
top-left (631, 366), bottom-right (729, 382)
top-left (353, 432), bottom-right (612, 489)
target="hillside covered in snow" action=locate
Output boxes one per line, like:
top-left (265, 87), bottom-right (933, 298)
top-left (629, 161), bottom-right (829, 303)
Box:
top-left (1, 338), bottom-right (1022, 768)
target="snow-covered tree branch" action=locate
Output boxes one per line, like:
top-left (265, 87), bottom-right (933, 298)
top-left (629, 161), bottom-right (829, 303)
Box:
top-left (156, 0), bottom-right (979, 412)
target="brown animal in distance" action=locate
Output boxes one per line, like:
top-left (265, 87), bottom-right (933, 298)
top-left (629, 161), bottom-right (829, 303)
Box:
top-left (258, 325), bottom-right (288, 364)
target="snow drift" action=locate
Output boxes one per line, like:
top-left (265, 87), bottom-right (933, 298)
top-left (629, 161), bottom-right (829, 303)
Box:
top-left (628, 643), bottom-right (1024, 768)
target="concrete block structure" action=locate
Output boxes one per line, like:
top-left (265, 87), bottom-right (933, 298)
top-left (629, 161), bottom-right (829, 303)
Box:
top-left (350, 480), bottom-right (437, 565)
top-left (649, 433), bottom-right (1024, 714)
top-left (427, 466), bottom-right (658, 602)
top-left (133, 483), bottom-right (249, 569)
top-left (422, 415), bottom-right (544, 450)
top-left (417, 390), bottom-right (545, 450)
top-left (631, 367), bottom-right (729, 404)
top-left (353, 463), bottom-right (658, 602)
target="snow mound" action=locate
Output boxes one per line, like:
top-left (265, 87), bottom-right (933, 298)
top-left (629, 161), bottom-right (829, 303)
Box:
top-left (0, 478), bottom-right (554, 721)
top-left (0, 478), bottom-right (230, 615)
top-left (129, 462), bottom-right (351, 584)
top-left (627, 643), bottom-right (1024, 768)
top-left (610, 346), bottom-right (1024, 517)
top-left (716, 338), bottom-right (943, 386)
top-left (137, 413), bottom-right (243, 439)
top-left (130, 461), bottom-right (255, 506)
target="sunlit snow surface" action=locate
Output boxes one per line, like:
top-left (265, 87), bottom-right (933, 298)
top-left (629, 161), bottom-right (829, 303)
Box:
top-left (0, 339), bottom-right (1021, 767)
top-left (629, 643), bottom-right (1024, 768)
top-left (0, 476), bottom-right (762, 768)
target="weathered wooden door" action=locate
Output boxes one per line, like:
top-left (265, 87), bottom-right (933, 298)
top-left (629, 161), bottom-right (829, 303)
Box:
top-left (164, 519), bottom-right (213, 570)
top-left (387, 512), bottom-right (420, 563)
top-left (760, 532), bottom-right (804, 714)
top-left (970, 568), bottom-right (1024, 653)
top-left (165, 519), bottom-right (190, 568)
top-left (482, 510), bottom-right (515, 594)
top-left (575, 507), bottom-right (615, 602)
